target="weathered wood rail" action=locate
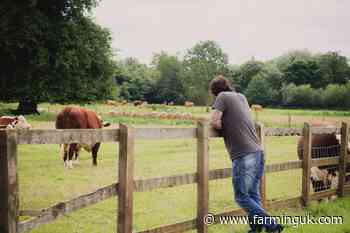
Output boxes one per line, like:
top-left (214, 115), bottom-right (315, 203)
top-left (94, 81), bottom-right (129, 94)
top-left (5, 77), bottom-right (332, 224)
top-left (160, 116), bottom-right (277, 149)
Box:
top-left (0, 123), bottom-right (349, 233)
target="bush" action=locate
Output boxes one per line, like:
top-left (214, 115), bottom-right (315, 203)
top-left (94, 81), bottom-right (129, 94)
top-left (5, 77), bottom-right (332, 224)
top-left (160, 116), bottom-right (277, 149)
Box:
top-left (345, 81), bottom-right (350, 108)
top-left (282, 84), bottom-right (322, 108)
top-left (323, 84), bottom-right (347, 109)
top-left (244, 74), bottom-right (279, 106)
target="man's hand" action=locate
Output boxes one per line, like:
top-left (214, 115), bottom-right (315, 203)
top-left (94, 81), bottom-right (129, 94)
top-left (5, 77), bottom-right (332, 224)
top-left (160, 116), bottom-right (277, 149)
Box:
top-left (210, 110), bottom-right (223, 129)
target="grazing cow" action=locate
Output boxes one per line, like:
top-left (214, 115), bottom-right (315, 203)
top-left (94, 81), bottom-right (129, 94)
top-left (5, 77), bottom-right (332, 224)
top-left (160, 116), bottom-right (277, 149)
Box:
top-left (251, 104), bottom-right (263, 112)
top-left (133, 100), bottom-right (143, 106)
top-left (297, 122), bottom-right (348, 192)
top-left (106, 100), bottom-right (118, 106)
top-left (141, 101), bottom-right (148, 107)
top-left (184, 101), bottom-right (194, 107)
top-left (0, 116), bottom-right (31, 129)
top-left (56, 107), bottom-right (109, 168)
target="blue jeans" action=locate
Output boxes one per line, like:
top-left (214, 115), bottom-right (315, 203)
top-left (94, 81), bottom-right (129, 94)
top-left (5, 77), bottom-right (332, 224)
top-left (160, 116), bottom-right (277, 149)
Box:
top-left (232, 151), bottom-right (278, 232)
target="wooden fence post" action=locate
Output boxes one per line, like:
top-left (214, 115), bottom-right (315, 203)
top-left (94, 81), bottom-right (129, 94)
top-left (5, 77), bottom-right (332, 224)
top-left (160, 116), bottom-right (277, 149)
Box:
top-left (338, 122), bottom-right (349, 197)
top-left (0, 130), bottom-right (19, 233)
top-left (197, 121), bottom-right (209, 233)
top-left (256, 123), bottom-right (267, 208)
top-left (301, 123), bottom-right (312, 206)
top-left (118, 124), bottom-right (135, 233)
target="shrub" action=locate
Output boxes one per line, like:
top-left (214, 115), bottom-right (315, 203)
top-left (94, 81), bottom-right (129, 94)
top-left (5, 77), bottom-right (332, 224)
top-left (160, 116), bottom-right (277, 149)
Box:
top-left (245, 74), bottom-right (279, 106)
top-left (282, 84), bottom-right (321, 108)
top-left (323, 84), bottom-right (347, 109)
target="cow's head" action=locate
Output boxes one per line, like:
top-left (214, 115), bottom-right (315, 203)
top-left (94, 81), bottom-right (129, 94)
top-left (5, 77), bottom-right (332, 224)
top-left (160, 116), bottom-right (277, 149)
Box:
top-left (6, 116), bottom-right (31, 129)
top-left (97, 115), bottom-right (111, 127)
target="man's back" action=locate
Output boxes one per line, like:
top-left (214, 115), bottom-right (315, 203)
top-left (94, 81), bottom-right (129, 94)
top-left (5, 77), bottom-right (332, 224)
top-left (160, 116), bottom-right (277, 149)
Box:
top-left (213, 91), bottom-right (261, 160)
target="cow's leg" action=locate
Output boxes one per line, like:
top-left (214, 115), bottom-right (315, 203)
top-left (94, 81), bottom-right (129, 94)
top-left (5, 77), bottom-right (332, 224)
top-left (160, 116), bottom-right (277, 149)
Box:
top-left (68, 143), bottom-right (77, 169)
top-left (61, 144), bottom-right (69, 168)
top-left (73, 144), bottom-right (81, 165)
top-left (91, 143), bottom-right (100, 166)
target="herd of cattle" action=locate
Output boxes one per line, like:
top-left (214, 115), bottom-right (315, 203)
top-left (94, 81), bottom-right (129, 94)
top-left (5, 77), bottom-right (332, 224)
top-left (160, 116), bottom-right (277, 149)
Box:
top-left (0, 107), bottom-right (349, 194)
top-left (106, 100), bottom-right (195, 108)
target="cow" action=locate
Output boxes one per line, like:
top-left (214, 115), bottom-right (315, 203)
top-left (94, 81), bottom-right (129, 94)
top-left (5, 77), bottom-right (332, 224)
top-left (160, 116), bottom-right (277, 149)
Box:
top-left (134, 100), bottom-right (143, 106)
top-left (297, 121), bottom-right (349, 193)
top-left (0, 116), bottom-right (31, 129)
top-left (106, 100), bottom-right (118, 106)
top-left (184, 101), bottom-right (194, 107)
top-left (251, 104), bottom-right (263, 112)
top-left (55, 107), bottom-right (109, 168)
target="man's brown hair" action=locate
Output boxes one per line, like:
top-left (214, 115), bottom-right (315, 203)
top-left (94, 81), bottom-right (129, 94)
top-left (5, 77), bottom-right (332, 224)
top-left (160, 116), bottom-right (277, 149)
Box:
top-left (210, 75), bottom-right (233, 96)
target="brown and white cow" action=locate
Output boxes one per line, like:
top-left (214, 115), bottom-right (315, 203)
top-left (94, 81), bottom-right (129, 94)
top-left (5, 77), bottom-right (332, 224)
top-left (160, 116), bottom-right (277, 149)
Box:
top-left (184, 101), bottom-right (194, 107)
top-left (56, 107), bottom-right (109, 168)
top-left (0, 116), bottom-right (31, 129)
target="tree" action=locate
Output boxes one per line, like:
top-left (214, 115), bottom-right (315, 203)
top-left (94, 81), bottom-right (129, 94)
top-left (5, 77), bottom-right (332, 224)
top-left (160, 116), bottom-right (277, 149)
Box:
top-left (244, 64), bottom-right (283, 106)
top-left (282, 59), bottom-right (319, 87)
top-left (151, 52), bottom-right (185, 104)
top-left (323, 84), bottom-right (347, 109)
top-left (0, 0), bottom-right (115, 113)
top-left (315, 52), bottom-right (350, 88)
top-left (245, 75), bottom-right (278, 106)
top-left (273, 49), bottom-right (313, 71)
top-left (237, 59), bottom-right (264, 91)
top-left (115, 58), bottom-right (157, 102)
top-left (183, 41), bottom-right (228, 105)
top-left (224, 64), bottom-right (242, 91)
top-left (281, 84), bottom-right (322, 108)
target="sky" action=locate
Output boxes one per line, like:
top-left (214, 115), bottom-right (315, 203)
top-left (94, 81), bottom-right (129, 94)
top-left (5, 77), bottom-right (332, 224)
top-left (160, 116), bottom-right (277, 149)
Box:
top-left (93, 0), bottom-right (350, 65)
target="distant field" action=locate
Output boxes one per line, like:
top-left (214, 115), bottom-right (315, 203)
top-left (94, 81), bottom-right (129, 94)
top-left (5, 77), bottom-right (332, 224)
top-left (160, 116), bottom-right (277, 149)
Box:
top-left (1, 102), bottom-right (350, 232)
top-left (1, 102), bottom-right (349, 128)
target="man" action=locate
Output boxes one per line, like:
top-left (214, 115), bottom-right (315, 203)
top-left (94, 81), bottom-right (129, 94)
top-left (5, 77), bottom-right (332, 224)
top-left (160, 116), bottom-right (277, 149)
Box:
top-left (210, 75), bottom-right (283, 233)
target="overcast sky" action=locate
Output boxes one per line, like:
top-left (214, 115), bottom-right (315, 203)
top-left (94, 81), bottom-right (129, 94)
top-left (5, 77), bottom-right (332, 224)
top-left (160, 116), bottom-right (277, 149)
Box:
top-left (93, 0), bottom-right (350, 64)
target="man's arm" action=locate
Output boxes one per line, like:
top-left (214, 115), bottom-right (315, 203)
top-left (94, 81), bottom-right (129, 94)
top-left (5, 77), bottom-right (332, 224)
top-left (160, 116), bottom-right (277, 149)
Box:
top-left (210, 110), bottom-right (223, 129)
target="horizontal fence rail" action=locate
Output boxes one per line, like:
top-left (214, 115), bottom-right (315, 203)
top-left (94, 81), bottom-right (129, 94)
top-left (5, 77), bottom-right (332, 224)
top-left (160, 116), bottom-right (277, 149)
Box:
top-left (16, 129), bottom-right (120, 144)
top-left (18, 160), bottom-right (305, 232)
top-left (0, 123), bottom-right (348, 233)
top-left (8, 126), bottom-right (343, 145)
top-left (23, 157), bottom-right (350, 232)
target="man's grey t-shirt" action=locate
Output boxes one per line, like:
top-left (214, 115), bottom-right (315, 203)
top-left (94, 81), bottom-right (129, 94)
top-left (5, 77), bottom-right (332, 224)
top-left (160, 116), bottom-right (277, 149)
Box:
top-left (213, 91), bottom-right (262, 160)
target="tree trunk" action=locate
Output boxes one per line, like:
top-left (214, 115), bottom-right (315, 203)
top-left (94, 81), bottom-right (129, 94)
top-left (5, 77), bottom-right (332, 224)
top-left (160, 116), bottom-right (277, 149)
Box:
top-left (16, 101), bottom-right (40, 115)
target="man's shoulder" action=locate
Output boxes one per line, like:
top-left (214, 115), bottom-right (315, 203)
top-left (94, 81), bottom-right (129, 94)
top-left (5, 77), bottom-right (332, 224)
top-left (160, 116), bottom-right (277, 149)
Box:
top-left (218, 91), bottom-right (246, 100)
top-left (217, 91), bottom-right (234, 99)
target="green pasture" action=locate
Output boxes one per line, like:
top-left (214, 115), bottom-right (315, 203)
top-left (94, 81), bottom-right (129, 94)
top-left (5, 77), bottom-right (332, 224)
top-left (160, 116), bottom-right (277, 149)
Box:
top-left (18, 135), bottom-right (350, 233)
top-left (1, 102), bottom-right (349, 232)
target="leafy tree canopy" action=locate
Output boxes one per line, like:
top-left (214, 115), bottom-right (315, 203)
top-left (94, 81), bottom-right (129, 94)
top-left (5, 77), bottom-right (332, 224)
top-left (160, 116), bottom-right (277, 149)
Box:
top-left (183, 40), bottom-right (228, 105)
top-left (0, 0), bottom-right (115, 113)
top-left (151, 52), bottom-right (185, 104)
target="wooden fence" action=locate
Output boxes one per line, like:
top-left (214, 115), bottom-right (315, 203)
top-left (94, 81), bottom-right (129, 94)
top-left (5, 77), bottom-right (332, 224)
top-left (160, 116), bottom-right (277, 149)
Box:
top-left (0, 122), bottom-right (349, 233)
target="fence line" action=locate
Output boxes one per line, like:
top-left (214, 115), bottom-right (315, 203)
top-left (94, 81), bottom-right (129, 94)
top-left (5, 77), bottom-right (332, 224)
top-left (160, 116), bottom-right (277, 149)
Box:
top-left (13, 126), bottom-right (341, 145)
top-left (0, 123), bottom-right (349, 233)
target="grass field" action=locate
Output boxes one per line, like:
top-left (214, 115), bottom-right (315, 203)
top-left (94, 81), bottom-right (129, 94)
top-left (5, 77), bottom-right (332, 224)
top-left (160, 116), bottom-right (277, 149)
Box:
top-left (1, 102), bottom-right (349, 128)
top-left (1, 102), bottom-right (350, 232)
